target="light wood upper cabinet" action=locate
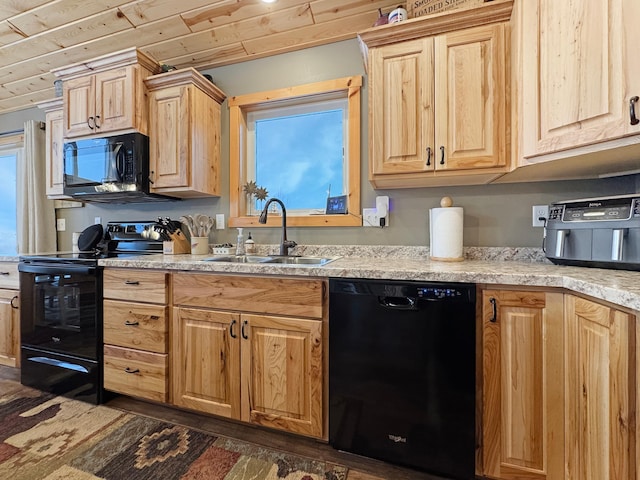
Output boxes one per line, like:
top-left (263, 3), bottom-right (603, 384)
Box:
top-left (370, 37), bottom-right (434, 176)
top-left (564, 295), bottom-right (634, 480)
top-left (435, 25), bottom-right (506, 172)
top-left (37, 99), bottom-right (68, 199)
top-left (482, 289), bottom-right (564, 480)
top-left (145, 68), bottom-right (226, 198)
top-left (497, 0), bottom-right (640, 183)
top-left (521, 0), bottom-right (640, 158)
top-left (63, 66), bottom-right (150, 138)
top-left (362, 1), bottom-right (512, 188)
top-left (53, 48), bottom-right (159, 139)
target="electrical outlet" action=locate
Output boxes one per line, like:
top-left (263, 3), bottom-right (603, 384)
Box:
top-left (363, 196), bottom-right (390, 227)
top-left (362, 208), bottom-right (378, 227)
top-left (56, 218), bottom-right (66, 231)
top-left (532, 205), bottom-right (549, 227)
top-left (215, 214), bottom-right (225, 229)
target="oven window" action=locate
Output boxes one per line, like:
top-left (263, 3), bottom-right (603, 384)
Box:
top-left (20, 270), bottom-right (100, 359)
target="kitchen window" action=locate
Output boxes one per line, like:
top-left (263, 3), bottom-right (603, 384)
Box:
top-left (229, 76), bottom-right (362, 227)
top-left (0, 136), bottom-right (21, 255)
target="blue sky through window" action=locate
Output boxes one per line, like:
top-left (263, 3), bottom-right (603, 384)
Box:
top-left (0, 153), bottom-right (17, 254)
top-left (254, 109), bottom-right (344, 211)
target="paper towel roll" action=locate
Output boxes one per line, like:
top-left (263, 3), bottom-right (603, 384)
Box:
top-left (429, 207), bottom-right (464, 261)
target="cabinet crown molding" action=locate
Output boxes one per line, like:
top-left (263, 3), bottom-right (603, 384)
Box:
top-left (358, 0), bottom-right (513, 49)
top-left (51, 47), bottom-right (161, 80)
top-left (144, 68), bottom-right (226, 104)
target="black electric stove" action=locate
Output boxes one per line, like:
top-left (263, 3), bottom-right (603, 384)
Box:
top-left (18, 221), bottom-right (165, 404)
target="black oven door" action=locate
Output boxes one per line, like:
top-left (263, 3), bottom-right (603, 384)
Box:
top-left (19, 263), bottom-right (102, 360)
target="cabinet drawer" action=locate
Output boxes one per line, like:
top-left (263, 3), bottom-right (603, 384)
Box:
top-left (103, 269), bottom-right (168, 303)
top-left (104, 300), bottom-right (167, 353)
top-left (173, 273), bottom-right (325, 319)
top-left (0, 263), bottom-right (19, 290)
top-left (103, 345), bottom-right (168, 402)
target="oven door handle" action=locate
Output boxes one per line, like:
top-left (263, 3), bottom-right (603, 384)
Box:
top-left (18, 264), bottom-right (97, 275)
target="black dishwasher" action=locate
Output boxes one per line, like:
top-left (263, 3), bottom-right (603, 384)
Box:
top-left (329, 278), bottom-right (476, 479)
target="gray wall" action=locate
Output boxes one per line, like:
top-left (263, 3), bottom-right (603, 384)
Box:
top-left (4, 40), bottom-right (637, 250)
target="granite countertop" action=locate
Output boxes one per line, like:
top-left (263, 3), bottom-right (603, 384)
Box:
top-left (98, 245), bottom-right (640, 312)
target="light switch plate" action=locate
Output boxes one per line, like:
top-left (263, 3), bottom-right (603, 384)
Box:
top-left (215, 214), bottom-right (225, 229)
top-left (56, 218), bottom-right (66, 231)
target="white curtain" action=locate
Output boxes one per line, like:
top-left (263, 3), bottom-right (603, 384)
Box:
top-left (17, 120), bottom-right (57, 254)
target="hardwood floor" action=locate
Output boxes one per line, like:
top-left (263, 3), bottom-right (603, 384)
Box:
top-left (0, 366), bottom-right (448, 480)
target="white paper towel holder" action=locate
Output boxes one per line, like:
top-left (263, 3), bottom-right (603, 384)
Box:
top-left (429, 196), bottom-right (464, 262)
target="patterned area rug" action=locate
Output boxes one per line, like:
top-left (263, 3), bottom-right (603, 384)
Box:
top-left (0, 380), bottom-right (347, 480)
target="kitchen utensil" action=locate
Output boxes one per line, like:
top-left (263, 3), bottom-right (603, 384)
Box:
top-left (195, 214), bottom-right (214, 237)
top-left (77, 224), bottom-right (104, 252)
top-left (180, 216), bottom-right (197, 237)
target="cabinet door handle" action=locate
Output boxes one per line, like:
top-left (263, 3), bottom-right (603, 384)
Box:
top-left (94, 115), bottom-right (101, 129)
top-left (149, 171), bottom-right (155, 185)
top-left (630, 96), bottom-right (639, 126)
top-left (439, 145), bottom-right (445, 165)
top-left (124, 321), bottom-right (139, 326)
top-left (229, 319), bottom-right (237, 338)
top-left (241, 320), bottom-right (249, 340)
top-left (10, 295), bottom-right (18, 309)
top-left (87, 116), bottom-right (95, 129)
top-left (124, 280), bottom-right (140, 285)
top-left (425, 147), bottom-right (432, 166)
top-left (489, 297), bottom-right (497, 322)
top-left (124, 367), bottom-right (140, 374)
top-left (0, 271), bottom-right (9, 275)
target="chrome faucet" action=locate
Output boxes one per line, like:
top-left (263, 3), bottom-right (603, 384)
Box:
top-left (259, 197), bottom-right (297, 256)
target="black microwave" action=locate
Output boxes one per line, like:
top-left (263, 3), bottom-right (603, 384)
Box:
top-left (63, 132), bottom-right (173, 203)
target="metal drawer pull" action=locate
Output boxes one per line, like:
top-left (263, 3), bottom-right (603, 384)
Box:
top-left (489, 297), bottom-right (497, 322)
top-left (125, 367), bottom-right (140, 374)
top-left (230, 319), bottom-right (237, 338)
top-left (124, 280), bottom-right (140, 285)
top-left (426, 146), bottom-right (432, 166)
top-left (241, 320), bottom-right (249, 340)
top-left (94, 115), bottom-right (101, 128)
top-left (87, 116), bottom-right (95, 129)
top-left (11, 295), bottom-right (18, 309)
top-left (440, 146), bottom-right (445, 165)
top-left (630, 96), bottom-right (639, 125)
top-left (124, 321), bottom-right (139, 326)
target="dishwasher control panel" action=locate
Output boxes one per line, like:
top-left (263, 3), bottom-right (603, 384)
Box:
top-left (417, 287), bottom-right (467, 299)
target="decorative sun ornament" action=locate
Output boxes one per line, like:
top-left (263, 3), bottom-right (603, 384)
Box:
top-left (255, 187), bottom-right (269, 201)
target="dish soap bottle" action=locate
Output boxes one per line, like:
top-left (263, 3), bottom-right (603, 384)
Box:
top-left (245, 232), bottom-right (256, 255)
top-left (235, 228), bottom-right (245, 255)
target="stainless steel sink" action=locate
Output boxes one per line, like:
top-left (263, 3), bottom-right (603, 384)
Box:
top-left (201, 255), bottom-right (273, 263)
top-left (265, 256), bottom-right (337, 266)
top-left (201, 255), bottom-right (337, 266)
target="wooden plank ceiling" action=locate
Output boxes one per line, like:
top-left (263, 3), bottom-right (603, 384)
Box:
top-left (0, 0), bottom-right (398, 114)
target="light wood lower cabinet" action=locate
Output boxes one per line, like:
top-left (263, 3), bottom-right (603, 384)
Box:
top-left (172, 273), bottom-right (325, 438)
top-left (564, 295), bottom-right (634, 480)
top-left (482, 289), bottom-right (637, 480)
top-left (482, 289), bottom-right (564, 480)
top-left (103, 268), bottom-right (169, 402)
top-left (0, 288), bottom-right (20, 368)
